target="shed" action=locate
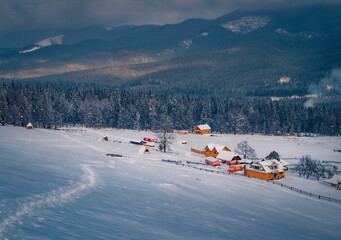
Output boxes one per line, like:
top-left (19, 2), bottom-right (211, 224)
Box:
top-left (103, 135), bottom-right (109, 141)
top-left (143, 137), bottom-right (158, 143)
top-left (205, 157), bottom-right (220, 167)
top-left (194, 124), bottom-right (211, 134)
top-left (178, 130), bottom-right (189, 134)
top-left (324, 175), bottom-right (341, 190)
top-left (26, 122), bottom-right (33, 129)
top-left (217, 151), bottom-right (241, 165)
top-left (138, 146), bottom-right (150, 154)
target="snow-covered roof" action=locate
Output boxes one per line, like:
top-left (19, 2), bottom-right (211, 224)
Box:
top-left (196, 124), bottom-right (211, 130)
top-left (323, 175), bottom-right (341, 185)
top-left (216, 151), bottom-right (238, 161)
top-left (206, 157), bottom-right (219, 162)
top-left (206, 143), bottom-right (228, 152)
top-left (26, 122), bottom-right (33, 128)
top-left (280, 159), bottom-right (290, 167)
top-left (252, 160), bottom-right (285, 173)
top-left (138, 146), bottom-right (149, 154)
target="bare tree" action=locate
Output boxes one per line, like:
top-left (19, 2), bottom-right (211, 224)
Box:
top-left (157, 115), bottom-right (174, 153)
top-left (295, 155), bottom-right (325, 179)
top-left (235, 140), bottom-right (257, 159)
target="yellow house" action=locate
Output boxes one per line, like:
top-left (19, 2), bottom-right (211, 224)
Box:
top-left (194, 124), bottom-right (211, 134)
top-left (244, 160), bottom-right (285, 180)
top-left (204, 143), bottom-right (231, 157)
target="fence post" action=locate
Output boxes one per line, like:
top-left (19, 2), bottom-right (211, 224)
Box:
top-left (318, 195), bottom-right (320, 199)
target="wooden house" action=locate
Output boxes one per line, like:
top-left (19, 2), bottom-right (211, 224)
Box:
top-left (244, 160), bottom-right (285, 180)
top-left (178, 130), bottom-right (189, 134)
top-left (205, 157), bottom-right (221, 167)
top-left (323, 175), bottom-right (341, 190)
top-left (194, 124), bottom-right (211, 134)
top-left (216, 151), bottom-right (241, 165)
top-left (26, 122), bottom-right (33, 129)
top-left (204, 143), bottom-right (231, 157)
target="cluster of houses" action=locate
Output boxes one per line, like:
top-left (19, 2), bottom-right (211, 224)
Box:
top-left (25, 122), bottom-right (339, 189)
top-left (191, 142), bottom-right (289, 181)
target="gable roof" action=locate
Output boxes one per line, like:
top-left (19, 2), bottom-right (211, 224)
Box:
top-left (253, 160), bottom-right (285, 173)
top-left (216, 151), bottom-right (239, 161)
top-left (206, 143), bottom-right (228, 152)
top-left (324, 175), bottom-right (341, 185)
top-left (196, 124), bottom-right (211, 130)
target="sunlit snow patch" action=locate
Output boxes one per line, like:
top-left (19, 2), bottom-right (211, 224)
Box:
top-left (19, 35), bottom-right (64, 54)
top-left (221, 16), bottom-right (270, 34)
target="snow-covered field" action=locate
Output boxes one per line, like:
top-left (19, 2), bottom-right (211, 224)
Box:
top-left (0, 125), bottom-right (340, 239)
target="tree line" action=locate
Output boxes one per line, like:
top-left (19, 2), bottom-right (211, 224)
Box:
top-left (0, 83), bottom-right (340, 135)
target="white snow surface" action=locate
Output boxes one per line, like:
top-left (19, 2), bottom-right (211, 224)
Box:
top-left (0, 126), bottom-right (340, 239)
top-left (221, 16), bottom-right (270, 34)
top-left (19, 35), bottom-right (64, 54)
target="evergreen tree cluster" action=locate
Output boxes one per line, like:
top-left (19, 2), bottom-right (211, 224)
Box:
top-left (0, 84), bottom-right (340, 135)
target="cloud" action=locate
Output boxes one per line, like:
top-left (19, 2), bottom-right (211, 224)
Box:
top-left (0, 0), bottom-right (340, 31)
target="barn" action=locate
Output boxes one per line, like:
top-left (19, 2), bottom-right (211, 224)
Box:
top-left (323, 175), bottom-right (341, 190)
top-left (205, 157), bottom-right (221, 167)
top-left (26, 122), bottom-right (33, 129)
top-left (216, 151), bottom-right (241, 165)
top-left (194, 124), bottom-right (211, 134)
top-left (244, 160), bottom-right (285, 180)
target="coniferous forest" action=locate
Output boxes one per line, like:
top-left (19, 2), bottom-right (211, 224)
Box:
top-left (0, 83), bottom-right (340, 136)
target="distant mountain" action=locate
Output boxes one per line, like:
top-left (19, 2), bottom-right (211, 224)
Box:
top-left (1, 4), bottom-right (341, 98)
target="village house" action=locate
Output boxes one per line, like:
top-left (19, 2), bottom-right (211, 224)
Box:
top-left (194, 124), bottom-right (211, 134)
top-left (26, 122), bottom-right (33, 129)
top-left (204, 143), bottom-right (231, 157)
top-left (244, 159), bottom-right (285, 180)
top-left (323, 175), bottom-right (341, 190)
top-left (205, 157), bottom-right (221, 167)
top-left (216, 151), bottom-right (241, 165)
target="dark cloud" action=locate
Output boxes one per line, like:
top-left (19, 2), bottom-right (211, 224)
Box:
top-left (0, 0), bottom-right (340, 31)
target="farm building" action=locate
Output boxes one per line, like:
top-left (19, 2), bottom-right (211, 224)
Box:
top-left (178, 130), bottom-right (189, 134)
top-left (103, 135), bottom-right (109, 141)
top-left (244, 160), bottom-right (285, 180)
top-left (143, 137), bottom-right (157, 142)
top-left (26, 122), bottom-right (33, 129)
top-left (194, 124), bottom-right (211, 134)
top-left (204, 143), bottom-right (231, 157)
top-left (138, 146), bottom-right (150, 154)
top-left (205, 157), bottom-right (221, 167)
top-left (229, 165), bottom-right (243, 173)
top-left (323, 175), bottom-right (341, 190)
top-left (216, 151), bottom-right (241, 165)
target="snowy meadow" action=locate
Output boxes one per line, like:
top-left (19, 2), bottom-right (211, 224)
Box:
top-left (0, 125), bottom-right (340, 239)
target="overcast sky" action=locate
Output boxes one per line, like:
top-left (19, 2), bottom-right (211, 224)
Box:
top-left (1, 0), bottom-right (340, 31)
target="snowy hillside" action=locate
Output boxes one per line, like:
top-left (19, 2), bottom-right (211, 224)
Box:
top-left (0, 126), bottom-right (340, 239)
top-left (19, 35), bottom-right (64, 53)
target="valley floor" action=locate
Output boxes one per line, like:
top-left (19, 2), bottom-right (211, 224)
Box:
top-left (0, 126), bottom-right (340, 239)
